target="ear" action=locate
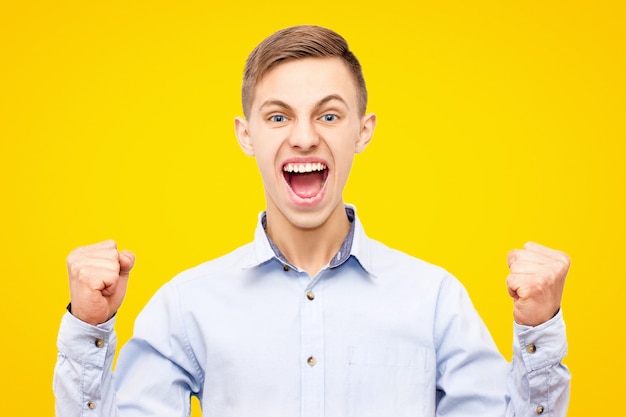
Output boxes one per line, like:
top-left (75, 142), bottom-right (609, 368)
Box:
top-left (355, 112), bottom-right (376, 154)
top-left (234, 117), bottom-right (255, 156)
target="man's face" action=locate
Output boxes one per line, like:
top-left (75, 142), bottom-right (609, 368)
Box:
top-left (235, 57), bottom-right (376, 230)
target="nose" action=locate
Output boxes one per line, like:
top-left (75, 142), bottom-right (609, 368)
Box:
top-left (288, 120), bottom-right (319, 151)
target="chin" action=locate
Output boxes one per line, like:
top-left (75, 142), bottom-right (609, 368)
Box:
top-left (285, 199), bottom-right (347, 230)
top-left (284, 210), bottom-right (332, 231)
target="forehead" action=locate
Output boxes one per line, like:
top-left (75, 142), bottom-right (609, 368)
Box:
top-left (251, 57), bottom-right (359, 112)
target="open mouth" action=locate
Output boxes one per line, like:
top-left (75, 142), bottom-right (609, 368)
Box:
top-left (283, 162), bottom-right (328, 199)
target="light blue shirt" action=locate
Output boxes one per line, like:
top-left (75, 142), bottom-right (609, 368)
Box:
top-left (54, 206), bottom-right (570, 417)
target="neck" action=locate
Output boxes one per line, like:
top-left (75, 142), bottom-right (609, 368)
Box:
top-left (265, 204), bottom-right (350, 277)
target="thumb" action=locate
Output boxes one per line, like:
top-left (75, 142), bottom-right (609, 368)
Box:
top-left (119, 250), bottom-right (136, 277)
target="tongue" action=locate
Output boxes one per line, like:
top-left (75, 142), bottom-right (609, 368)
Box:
top-left (290, 172), bottom-right (323, 198)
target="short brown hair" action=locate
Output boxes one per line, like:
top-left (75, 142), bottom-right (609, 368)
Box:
top-left (241, 25), bottom-right (368, 118)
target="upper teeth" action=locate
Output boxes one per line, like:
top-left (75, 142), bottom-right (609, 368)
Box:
top-left (283, 163), bottom-right (326, 173)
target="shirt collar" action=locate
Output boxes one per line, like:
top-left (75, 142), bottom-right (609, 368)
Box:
top-left (241, 204), bottom-right (373, 274)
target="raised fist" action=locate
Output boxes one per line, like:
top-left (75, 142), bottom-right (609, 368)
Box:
top-left (66, 240), bottom-right (135, 325)
top-left (506, 242), bottom-right (570, 327)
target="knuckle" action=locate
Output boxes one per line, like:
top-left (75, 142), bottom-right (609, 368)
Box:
top-left (103, 239), bottom-right (118, 249)
top-left (66, 246), bottom-right (84, 263)
top-left (548, 260), bottom-right (567, 279)
top-left (533, 278), bottom-right (546, 293)
top-left (505, 274), bottom-right (514, 285)
top-left (509, 249), bottom-right (520, 257)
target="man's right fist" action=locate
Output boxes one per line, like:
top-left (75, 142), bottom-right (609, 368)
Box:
top-left (66, 240), bottom-right (135, 325)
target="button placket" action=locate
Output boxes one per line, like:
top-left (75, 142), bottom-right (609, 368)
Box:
top-left (301, 276), bottom-right (325, 416)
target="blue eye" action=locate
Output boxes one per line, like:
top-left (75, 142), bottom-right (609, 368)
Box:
top-left (321, 114), bottom-right (338, 122)
top-left (270, 115), bottom-right (286, 123)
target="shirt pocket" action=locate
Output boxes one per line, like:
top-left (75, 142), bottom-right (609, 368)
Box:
top-left (348, 345), bottom-right (435, 417)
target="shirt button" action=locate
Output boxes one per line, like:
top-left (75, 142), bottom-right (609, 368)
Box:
top-left (95, 338), bottom-right (105, 348)
top-left (536, 405), bottom-right (544, 414)
top-left (87, 401), bottom-right (96, 409)
top-left (526, 343), bottom-right (537, 354)
top-left (307, 356), bottom-right (317, 367)
top-left (306, 291), bottom-right (315, 300)
top-left (283, 264), bottom-right (290, 271)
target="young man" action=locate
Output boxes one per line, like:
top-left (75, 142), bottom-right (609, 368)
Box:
top-left (55, 25), bottom-right (570, 416)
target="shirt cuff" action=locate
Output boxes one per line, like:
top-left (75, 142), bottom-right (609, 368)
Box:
top-left (513, 309), bottom-right (568, 373)
top-left (57, 311), bottom-right (117, 368)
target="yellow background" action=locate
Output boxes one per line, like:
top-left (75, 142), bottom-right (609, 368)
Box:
top-left (1, 1), bottom-right (624, 415)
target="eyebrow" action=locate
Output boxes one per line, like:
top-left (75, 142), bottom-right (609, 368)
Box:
top-left (259, 99), bottom-right (292, 112)
top-left (258, 94), bottom-right (350, 113)
top-left (314, 94), bottom-right (349, 110)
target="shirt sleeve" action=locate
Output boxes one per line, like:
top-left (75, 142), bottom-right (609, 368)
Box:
top-left (53, 282), bottom-right (203, 417)
top-left (54, 312), bottom-right (118, 417)
top-left (433, 275), bottom-right (570, 417)
top-left (113, 282), bottom-right (203, 417)
top-left (507, 310), bottom-right (570, 417)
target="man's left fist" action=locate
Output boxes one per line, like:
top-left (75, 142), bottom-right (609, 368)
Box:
top-left (506, 242), bottom-right (570, 326)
